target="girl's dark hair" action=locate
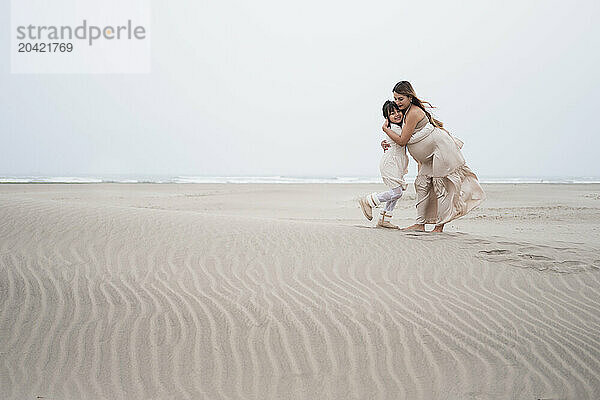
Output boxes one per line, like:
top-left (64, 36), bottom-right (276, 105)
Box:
top-left (382, 100), bottom-right (401, 120)
top-left (392, 81), bottom-right (444, 128)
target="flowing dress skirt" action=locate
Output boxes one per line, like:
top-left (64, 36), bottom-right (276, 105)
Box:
top-left (407, 123), bottom-right (485, 225)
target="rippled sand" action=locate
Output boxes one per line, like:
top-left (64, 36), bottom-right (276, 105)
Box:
top-left (1, 183), bottom-right (599, 399)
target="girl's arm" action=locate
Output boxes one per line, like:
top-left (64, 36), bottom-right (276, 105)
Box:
top-left (381, 121), bottom-right (401, 144)
top-left (381, 140), bottom-right (390, 152)
top-left (382, 109), bottom-right (422, 146)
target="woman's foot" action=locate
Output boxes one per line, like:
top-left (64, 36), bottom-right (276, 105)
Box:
top-left (431, 224), bottom-right (445, 233)
top-left (401, 223), bottom-right (425, 231)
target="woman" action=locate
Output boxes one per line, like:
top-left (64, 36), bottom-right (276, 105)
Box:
top-left (359, 100), bottom-right (409, 229)
top-left (383, 81), bottom-right (485, 232)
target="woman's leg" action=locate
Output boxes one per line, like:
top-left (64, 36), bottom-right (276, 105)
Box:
top-left (431, 177), bottom-right (458, 232)
top-left (402, 176), bottom-right (433, 231)
top-left (432, 224), bottom-right (445, 232)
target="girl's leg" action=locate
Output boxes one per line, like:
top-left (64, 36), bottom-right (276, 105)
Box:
top-left (384, 199), bottom-right (398, 213)
top-left (376, 187), bottom-right (404, 213)
top-left (360, 187), bottom-right (403, 222)
top-left (375, 187), bottom-right (403, 229)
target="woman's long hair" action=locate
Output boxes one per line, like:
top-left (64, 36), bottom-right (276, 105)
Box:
top-left (393, 81), bottom-right (445, 129)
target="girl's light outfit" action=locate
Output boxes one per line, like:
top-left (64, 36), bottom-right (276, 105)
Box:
top-left (367, 124), bottom-right (408, 213)
top-left (380, 124), bottom-right (409, 191)
top-left (406, 114), bottom-right (485, 225)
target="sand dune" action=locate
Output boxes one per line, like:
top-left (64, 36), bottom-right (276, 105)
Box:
top-left (1, 184), bottom-right (600, 399)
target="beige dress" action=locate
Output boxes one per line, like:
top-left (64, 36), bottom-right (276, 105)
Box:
top-left (406, 114), bottom-right (485, 225)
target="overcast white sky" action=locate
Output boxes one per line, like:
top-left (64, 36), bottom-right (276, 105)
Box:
top-left (2, 0), bottom-right (599, 178)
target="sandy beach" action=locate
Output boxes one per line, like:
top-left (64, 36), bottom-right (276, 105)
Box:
top-left (1, 183), bottom-right (599, 399)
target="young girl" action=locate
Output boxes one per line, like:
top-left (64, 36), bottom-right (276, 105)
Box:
top-left (358, 100), bottom-right (409, 229)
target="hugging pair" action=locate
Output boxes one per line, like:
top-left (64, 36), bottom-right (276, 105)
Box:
top-left (358, 80), bottom-right (485, 232)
